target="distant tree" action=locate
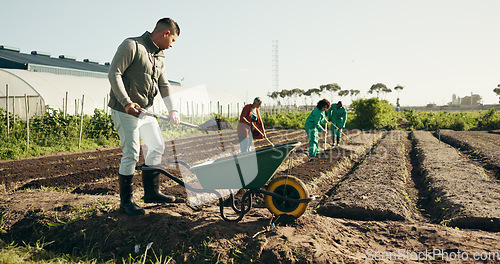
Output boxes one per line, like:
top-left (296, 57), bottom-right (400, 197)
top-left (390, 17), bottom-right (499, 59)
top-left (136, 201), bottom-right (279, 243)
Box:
top-left (382, 86), bottom-right (392, 98)
top-left (290, 88), bottom-right (304, 106)
top-left (279, 89), bottom-right (292, 106)
top-left (267, 91), bottom-right (280, 105)
top-left (349, 89), bottom-right (360, 98)
top-left (394, 85), bottom-right (404, 107)
top-left (304, 88), bottom-right (321, 105)
top-left (368, 83), bottom-right (388, 98)
top-left (494, 84), bottom-right (500, 103)
top-left (320, 83), bottom-right (342, 99)
top-left (338, 90), bottom-right (350, 103)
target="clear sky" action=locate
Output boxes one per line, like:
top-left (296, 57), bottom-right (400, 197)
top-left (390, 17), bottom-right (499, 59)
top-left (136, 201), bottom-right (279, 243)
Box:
top-left (2, 0), bottom-right (499, 106)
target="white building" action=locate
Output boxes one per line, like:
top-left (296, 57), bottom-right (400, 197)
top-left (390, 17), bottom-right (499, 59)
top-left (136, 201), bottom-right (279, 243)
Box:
top-left (0, 45), bottom-right (243, 120)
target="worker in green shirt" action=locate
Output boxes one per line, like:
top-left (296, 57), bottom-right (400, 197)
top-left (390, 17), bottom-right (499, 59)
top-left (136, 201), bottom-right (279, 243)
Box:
top-left (327, 101), bottom-right (347, 146)
top-left (304, 99), bottom-right (331, 158)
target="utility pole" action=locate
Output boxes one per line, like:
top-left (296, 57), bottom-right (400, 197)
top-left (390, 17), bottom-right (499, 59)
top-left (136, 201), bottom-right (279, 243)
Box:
top-left (272, 40), bottom-right (279, 94)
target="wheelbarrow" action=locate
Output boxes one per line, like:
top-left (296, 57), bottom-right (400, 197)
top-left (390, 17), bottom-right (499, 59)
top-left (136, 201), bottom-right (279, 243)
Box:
top-left (138, 141), bottom-right (315, 222)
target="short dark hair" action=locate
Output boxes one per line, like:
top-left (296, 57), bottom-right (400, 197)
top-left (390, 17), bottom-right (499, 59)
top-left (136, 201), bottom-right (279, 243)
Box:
top-left (156, 18), bottom-right (180, 36)
top-left (316, 99), bottom-right (331, 109)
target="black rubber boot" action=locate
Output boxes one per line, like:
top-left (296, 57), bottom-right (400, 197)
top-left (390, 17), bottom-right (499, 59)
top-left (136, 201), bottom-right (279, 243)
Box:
top-left (142, 167), bottom-right (176, 203)
top-left (119, 174), bottom-right (145, 215)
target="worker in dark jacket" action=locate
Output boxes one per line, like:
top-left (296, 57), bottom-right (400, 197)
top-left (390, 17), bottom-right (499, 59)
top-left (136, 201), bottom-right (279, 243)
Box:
top-left (237, 97), bottom-right (265, 152)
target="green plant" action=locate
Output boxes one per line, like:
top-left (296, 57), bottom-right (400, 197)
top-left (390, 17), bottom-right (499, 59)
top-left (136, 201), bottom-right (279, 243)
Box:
top-left (350, 98), bottom-right (398, 129)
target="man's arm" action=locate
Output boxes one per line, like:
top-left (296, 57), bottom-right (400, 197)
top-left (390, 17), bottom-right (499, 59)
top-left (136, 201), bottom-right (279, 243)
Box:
top-left (108, 39), bottom-right (136, 110)
top-left (340, 109), bottom-right (347, 128)
top-left (158, 72), bottom-right (180, 124)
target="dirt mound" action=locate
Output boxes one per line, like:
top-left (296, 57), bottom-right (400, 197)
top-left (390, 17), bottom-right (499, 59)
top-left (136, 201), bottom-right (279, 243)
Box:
top-left (412, 131), bottom-right (500, 231)
top-left (1, 129), bottom-right (500, 262)
top-left (437, 129), bottom-right (500, 179)
top-left (319, 131), bottom-right (414, 221)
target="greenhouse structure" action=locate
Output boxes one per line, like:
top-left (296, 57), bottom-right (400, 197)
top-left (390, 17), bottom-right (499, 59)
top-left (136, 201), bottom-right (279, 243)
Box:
top-left (0, 45), bottom-right (243, 120)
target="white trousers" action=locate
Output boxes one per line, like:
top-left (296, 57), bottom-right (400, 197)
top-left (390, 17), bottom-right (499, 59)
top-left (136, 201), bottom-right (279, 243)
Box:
top-left (238, 130), bottom-right (254, 153)
top-left (111, 109), bottom-right (165, 175)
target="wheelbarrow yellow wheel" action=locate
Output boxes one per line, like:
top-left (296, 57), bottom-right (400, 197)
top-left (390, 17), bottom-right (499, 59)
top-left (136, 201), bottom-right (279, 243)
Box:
top-left (264, 176), bottom-right (309, 218)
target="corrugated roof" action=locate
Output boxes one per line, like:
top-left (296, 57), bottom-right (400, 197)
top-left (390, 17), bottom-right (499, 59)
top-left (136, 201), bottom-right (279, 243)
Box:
top-left (0, 48), bottom-right (109, 73)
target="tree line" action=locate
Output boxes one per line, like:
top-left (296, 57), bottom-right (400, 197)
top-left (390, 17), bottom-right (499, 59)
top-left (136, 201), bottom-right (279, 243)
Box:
top-left (268, 83), bottom-right (404, 107)
top-left (494, 84), bottom-right (500, 103)
top-left (269, 82), bottom-right (500, 107)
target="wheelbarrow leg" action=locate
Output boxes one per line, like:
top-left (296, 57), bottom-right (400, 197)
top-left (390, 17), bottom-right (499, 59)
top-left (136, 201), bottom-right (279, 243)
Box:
top-left (220, 190), bottom-right (254, 222)
top-left (228, 189), bottom-right (253, 214)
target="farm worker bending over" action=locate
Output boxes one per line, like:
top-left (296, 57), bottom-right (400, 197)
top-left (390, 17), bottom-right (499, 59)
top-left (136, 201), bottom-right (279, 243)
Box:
top-left (304, 99), bottom-right (330, 158)
top-left (327, 101), bottom-right (347, 146)
top-left (237, 97), bottom-right (266, 153)
top-left (108, 18), bottom-right (181, 216)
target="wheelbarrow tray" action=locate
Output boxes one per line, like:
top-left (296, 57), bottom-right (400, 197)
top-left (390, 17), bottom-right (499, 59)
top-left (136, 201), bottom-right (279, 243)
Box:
top-left (190, 142), bottom-right (300, 190)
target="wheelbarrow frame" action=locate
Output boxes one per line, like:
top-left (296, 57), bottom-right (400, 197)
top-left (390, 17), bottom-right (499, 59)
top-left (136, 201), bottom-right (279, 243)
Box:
top-left (138, 142), bottom-right (315, 222)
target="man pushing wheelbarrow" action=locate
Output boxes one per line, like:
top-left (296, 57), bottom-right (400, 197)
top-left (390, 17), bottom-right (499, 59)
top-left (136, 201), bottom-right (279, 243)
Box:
top-left (108, 18), bottom-right (181, 216)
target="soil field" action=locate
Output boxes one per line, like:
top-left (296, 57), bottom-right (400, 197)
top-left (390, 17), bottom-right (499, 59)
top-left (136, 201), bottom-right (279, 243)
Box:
top-left (412, 131), bottom-right (500, 231)
top-left (1, 128), bottom-right (500, 263)
top-left (318, 130), bottom-right (414, 221)
top-left (436, 129), bottom-right (500, 179)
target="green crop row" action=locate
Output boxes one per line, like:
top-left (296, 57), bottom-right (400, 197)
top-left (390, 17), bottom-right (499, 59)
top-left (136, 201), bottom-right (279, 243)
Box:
top-left (349, 98), bottom-right (500, 131)
top-left (0, 108), bottom-right (120, 160)
top-left (1, 101), bottom-right (499, 160)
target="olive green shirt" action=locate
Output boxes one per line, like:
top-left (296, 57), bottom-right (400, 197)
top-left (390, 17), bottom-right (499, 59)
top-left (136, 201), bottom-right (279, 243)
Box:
top-left (108, 32), bottom-right (177, 113)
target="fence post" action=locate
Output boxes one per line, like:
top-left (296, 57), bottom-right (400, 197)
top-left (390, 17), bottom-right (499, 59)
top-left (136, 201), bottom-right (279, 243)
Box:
top-left (78, 95), bottom-right (85, 148)
top-left (190, 101), bottom-right (193, 123)
top-left (25, 94), bottom-right (29, 152)
top-left (12, 94), bottom-right (16, 132)
top-left (64, 91), bottom-right (68, 119)
top-left (6, 84), bottom-right (9, 135)
top-left (106, 94), bottom-right (109, 115)
top-left (201, 103), bottom-right (204, 123)
top-left (179, 97), bottom-right (182, 115)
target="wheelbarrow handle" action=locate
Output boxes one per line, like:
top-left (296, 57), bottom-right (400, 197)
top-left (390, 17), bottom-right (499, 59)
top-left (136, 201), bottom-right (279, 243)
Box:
top-left (136, 107), bottom-right (204, 130)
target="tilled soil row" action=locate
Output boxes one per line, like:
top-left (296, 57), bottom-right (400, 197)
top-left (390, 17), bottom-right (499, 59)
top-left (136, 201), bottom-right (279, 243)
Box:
top-left (1, 154), bottom-right (122, 191)
top-left (0, 147), bottom-right (121, 175)
top-left (318, 130), bottom-right (414, 221)
top-left (411, 131), bottom-right (500, 231)
top-left (162, 129), bottom-right (306, 165)
top-left (211, 130), bottom-right (379, 211)
top-left (300, 131), bottom-right (383, 194)
top-left (435, 130), bottom-right (500, 179)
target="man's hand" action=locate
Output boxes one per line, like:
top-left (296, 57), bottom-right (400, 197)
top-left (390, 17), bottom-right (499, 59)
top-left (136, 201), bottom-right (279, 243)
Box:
top-left (125, 103), bottom-right (140, 115)
top-left (169, 110), bottom-right (180, 125)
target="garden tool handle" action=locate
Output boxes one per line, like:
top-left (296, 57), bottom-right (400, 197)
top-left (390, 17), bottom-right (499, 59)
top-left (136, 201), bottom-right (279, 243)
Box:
top-left (243, 117), bottom-right (274, 146)
top-left (135, 107), bottom-right (202, 130)
top-left (329, 121), bottom-right (351, 140)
